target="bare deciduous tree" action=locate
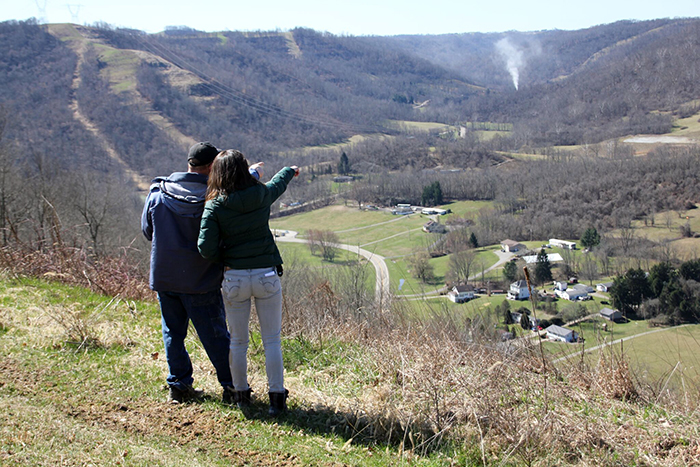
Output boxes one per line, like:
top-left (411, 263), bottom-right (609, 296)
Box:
top-left (307, 229), bottom-right (340, 262)
top-left (447, 249), bottom-right (477, 285)
top-left (407, 250), bottom-right (434, 283)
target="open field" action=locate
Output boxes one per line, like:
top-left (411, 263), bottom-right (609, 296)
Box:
top-left (277, 242), bottom-right (376, 295)
top-left (272, 201), bottom-right (495, 260)
top-left (610, 208), bottom-right (700, 259)
top-left (289, 134), bottom-right (380, 156)
top-left (271, 204), bottom-right (396, 233)
top-left (546, 321), bottom-right (700, 394)
top-left (438, 200), bottom-right (493, 217)
top-left (671, 107), bottom-right (700, 139)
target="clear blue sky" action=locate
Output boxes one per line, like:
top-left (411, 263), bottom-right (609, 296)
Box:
top-left (4, 0), bottom-right (700, 36)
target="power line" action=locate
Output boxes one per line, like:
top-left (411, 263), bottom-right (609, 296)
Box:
top-left (127, 31), bottom-right (382, 134)
top-left (141, 36), bottom-right (367, 131)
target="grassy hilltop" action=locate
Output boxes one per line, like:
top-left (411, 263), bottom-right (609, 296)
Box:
top-left (2, 268), bottom-right (700, 465)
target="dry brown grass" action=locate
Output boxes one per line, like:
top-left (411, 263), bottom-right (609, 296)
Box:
top-left (278, 263), bottom-right (700, 465)
top-left (0, 240), bottom-right (152, 301)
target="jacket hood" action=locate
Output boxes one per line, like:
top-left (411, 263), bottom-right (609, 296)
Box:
top-left (152, 172), bottom-right (208, 218)
top-left (219, 184), bottom-right (266, 213)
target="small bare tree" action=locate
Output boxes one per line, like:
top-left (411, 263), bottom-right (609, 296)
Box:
top-left (447, 249), bottom-right (477, 284)
top-left (307, 229), bottom-right (340, 262)
top-left (408, 250), bottom-right (434, 283)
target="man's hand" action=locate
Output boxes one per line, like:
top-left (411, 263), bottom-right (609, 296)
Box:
top-left (290, 166), bottom-right (300, 177)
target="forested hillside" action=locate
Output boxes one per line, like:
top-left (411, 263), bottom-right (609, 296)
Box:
top-left (0, 17), bottom-right (699, 257)
top-left (384, 19), bottom-right (677, 89)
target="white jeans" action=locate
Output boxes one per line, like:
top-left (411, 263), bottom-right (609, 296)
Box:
top-left (221, 267), bottom-right (284, 393)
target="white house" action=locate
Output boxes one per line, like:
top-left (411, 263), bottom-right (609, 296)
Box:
top-left (600, 307), bottom-right (623, 321)
top-left (447, 284), bottom-right (475, 303)
top-left (507, 280), bottom-right (530, 300)
top-left (549, 238), bottom-right (577, 250)
top-left (558, 288), bottom-right (589, 301)
top-left (554, 280), bottom-right (568, 291)
top-left (501, 239), bottom-right (525, 253)
top-left (546, 325), bottom-right (578, 343)
top-left (596, 282), bottom-right (614, 293)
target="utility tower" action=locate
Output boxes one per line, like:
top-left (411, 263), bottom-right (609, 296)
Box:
top-left (66, 4), bottom-right (83, 24)
top-left (34, 0), bottom-right (48, 23)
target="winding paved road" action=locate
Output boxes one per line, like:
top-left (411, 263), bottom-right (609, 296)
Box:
top-left (275, 221), bottom-right (515, 304)
top-left (275, 231), bottom-right (391, 306)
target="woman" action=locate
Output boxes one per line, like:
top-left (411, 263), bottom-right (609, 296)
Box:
top-left (198, 149), bottom-right (299, 416)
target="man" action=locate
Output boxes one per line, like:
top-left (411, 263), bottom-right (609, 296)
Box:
top-left (141, 142), bottom-right (261, 403)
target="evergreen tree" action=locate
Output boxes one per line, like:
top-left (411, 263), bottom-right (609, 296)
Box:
top-left (503, 306), bottom-right (513, 324)
top-left (421, 181), bottom-right (443, 206)
top-left (580, 227), bottom-right (601, 249)
top-left (469, 232), bottom-right (479, 249)
top-left (649, 262), bottom-right (675, 298)
top-left (337, 152), bottom-right (350, 175)
top-left (611, 268), bottom-right (652, 315)
top-left (503, 260), bottom-right (517, 282)
top-left (679, 259), bottom-right (700, 282)
top-left (520, 313), bottom-right (531, 330)
top-left (534, 248), bottom-right (552, 284)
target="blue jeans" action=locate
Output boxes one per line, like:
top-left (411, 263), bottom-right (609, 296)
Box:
top-left (157, 290), bottom-right (233, 390)
top-left (222, 267), bottom-right (284, 393)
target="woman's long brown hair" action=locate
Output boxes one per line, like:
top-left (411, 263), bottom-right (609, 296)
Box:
top-left (206, 149), bottom-right (260, 201)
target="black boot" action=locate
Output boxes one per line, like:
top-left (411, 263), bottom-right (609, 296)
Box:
top-left (268, 389), bottom-right (289, 416)
top-left (223, 387), bottom-right (253, 408)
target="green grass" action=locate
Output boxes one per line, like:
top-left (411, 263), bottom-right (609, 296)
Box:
top-left (605, 208), bottom-right (700, 259)
top-left (385, 246), bottom-right (501, 297)
top-left (271, 204), bottom-right (393, 233)
top-left (272, 200), bottom-right (497, 261)
top-left (0, 276), bottom-right (447, 466)
top-left (548, 321), bottom-right (700, 394)
top-left (438, 200), bottom-right (494, 217)
top-left (543, 318), bottom-right (649, 356)
top-left (622, 325), bottom-right (700, 390)
top-left (288, 134), bottom-right (383, 156)
top-left (277, 242), bottom-right (376, 294)
top-left (670, 104), bottom-right (700, 137)
top-left (460, 121), bottom-right (513, 131)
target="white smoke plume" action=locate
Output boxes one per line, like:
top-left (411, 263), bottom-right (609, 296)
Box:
top-left (496, 37), bottom-right (523, 90)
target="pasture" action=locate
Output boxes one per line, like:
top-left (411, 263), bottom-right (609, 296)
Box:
top-left (548, 321), bottom-right (700, 394)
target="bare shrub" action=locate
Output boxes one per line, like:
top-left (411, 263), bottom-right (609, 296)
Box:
top-left (0, 237), bottom-right (152, 301)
